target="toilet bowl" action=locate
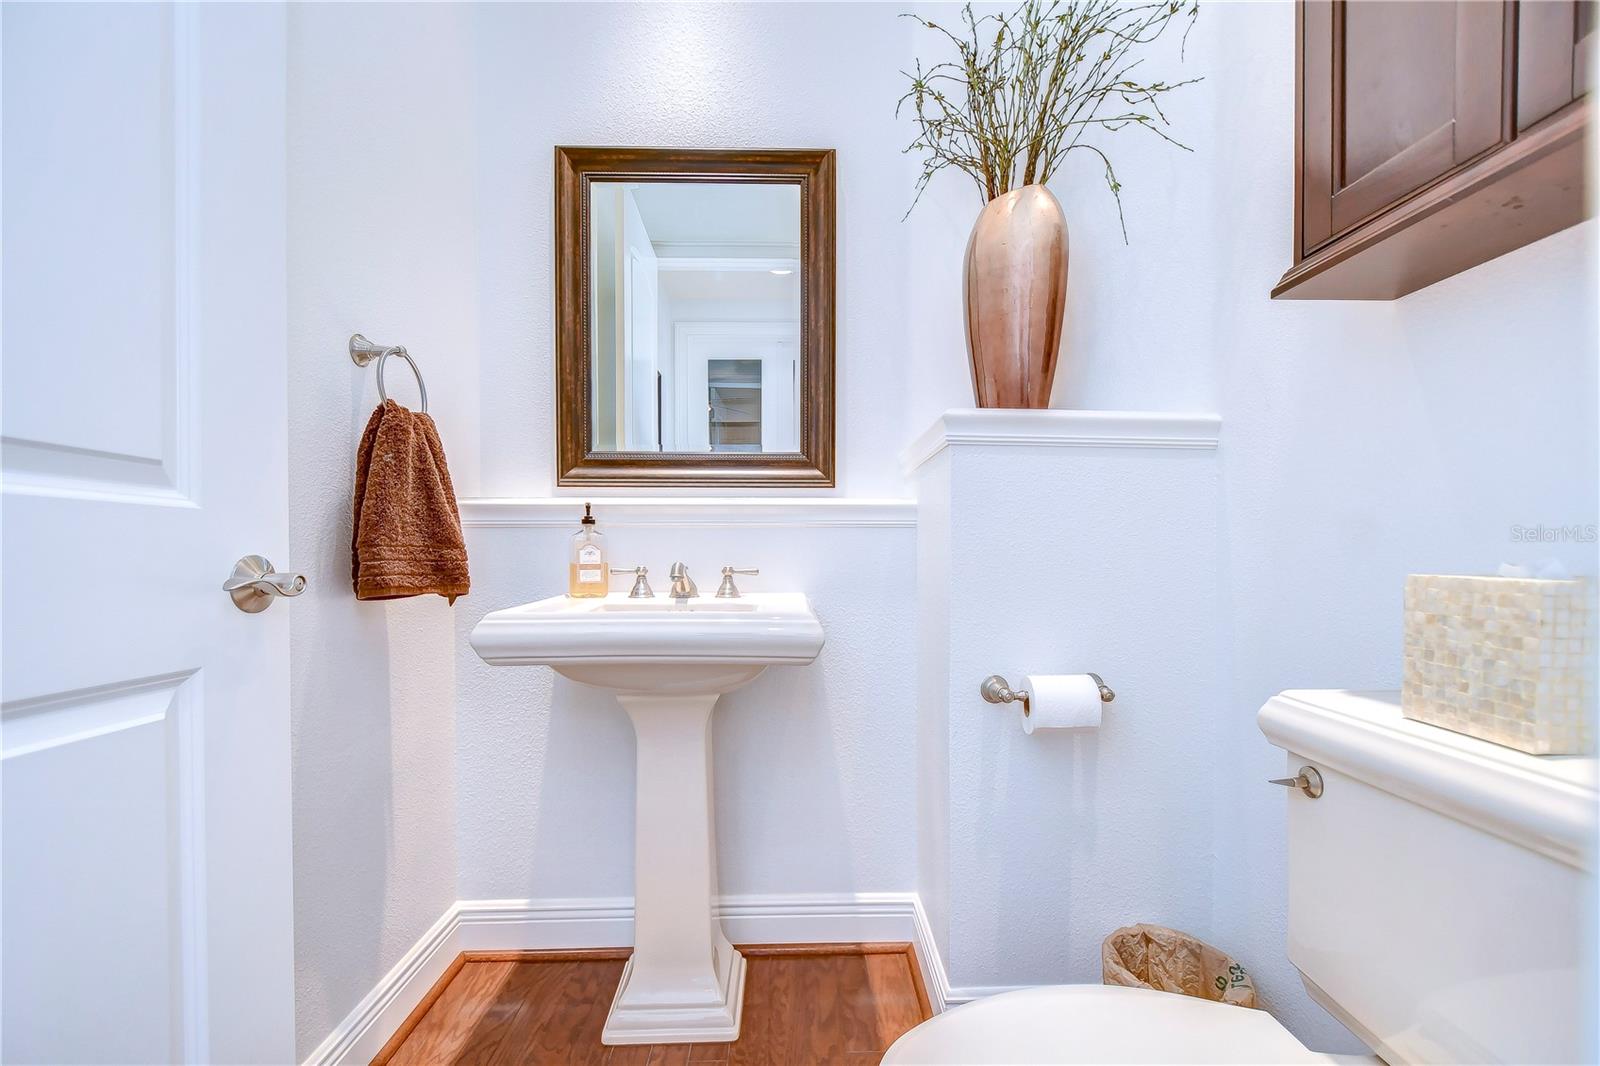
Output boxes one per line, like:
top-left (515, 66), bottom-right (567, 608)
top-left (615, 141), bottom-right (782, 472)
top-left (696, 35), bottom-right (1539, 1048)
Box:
top-left (882, 984), bottom-right (1367, 1064)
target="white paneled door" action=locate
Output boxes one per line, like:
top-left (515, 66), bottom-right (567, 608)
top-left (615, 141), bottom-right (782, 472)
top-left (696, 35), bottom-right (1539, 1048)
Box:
top-left (1, 5), bottom-right (293, 1064)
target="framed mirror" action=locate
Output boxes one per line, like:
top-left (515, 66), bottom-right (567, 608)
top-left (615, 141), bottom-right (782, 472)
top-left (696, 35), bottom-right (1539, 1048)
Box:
top-left (555, 147), bottom-right (835, 486)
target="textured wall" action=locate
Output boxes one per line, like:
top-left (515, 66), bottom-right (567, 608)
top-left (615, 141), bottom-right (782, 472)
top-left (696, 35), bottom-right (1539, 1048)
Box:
top-left (1199, 4), bottom-right (1599, 1049)
top-left (462, 1), bottom-right (917, 498)
top-left (900, 0), bottom-right (1218, 429)
top-left (430, 0), bottom-right (925, 902)
top-left (454, 517), bottom-right (917, 903)
top-left (286, 4), bottom-right (922, 1057)
top-left (285, 5), bottom-right (475, 1056)
top-left (914, 434), bottom-right (1224, 997)
top-left (285, 2), bottom-right (1597, 1058)
top-left (914, 455), bottom-right (954, 975)
top-left (901, 2), bottom-right (1597, 1049)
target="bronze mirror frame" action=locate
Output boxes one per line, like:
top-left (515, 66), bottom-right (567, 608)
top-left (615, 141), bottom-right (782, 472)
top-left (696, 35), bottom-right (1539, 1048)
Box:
top-left (554, 146), bottom-right (836, 487)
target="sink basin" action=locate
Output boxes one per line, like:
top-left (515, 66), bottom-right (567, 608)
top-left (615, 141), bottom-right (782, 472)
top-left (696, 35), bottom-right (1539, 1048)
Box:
top-left (468, 591), bottom-right (825, 1045)
top-left (470, 591), bottom-right (823, 694)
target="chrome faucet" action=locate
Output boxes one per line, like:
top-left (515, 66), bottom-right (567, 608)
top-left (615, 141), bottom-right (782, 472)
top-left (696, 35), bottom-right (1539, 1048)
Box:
top-left (668, 562), bottom-right (698, 600)
top-left (611, 565), bottom-right (654, 599)
top-left (714, 567), bottom-right (759, 598)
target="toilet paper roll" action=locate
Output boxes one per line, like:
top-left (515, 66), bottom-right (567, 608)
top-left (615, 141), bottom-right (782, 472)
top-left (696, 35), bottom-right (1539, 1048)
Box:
top-left (1021, 674), bottom-right (1103, 734)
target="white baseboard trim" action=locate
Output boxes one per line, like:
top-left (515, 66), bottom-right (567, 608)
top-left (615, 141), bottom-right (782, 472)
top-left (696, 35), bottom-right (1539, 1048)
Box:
top-left (455, 896), bottom-right (636, 952)
top-left (302, 891), bottom-right (955, 1066)
top-left (301, 904), bottom-right (462, 1066)
top-left (944, 983), bottom-right (1030, 1005)
top-left (904, 892), bottom-right (952, 1014)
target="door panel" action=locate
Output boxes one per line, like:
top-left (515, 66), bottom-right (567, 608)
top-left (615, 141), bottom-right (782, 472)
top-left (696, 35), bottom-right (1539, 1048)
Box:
top-left (0, 5), bottom-right (292, 1063)
top-left (3, 675), bottom-right (200, 1065)
top-left (1, 3), bottom-right (188, 499)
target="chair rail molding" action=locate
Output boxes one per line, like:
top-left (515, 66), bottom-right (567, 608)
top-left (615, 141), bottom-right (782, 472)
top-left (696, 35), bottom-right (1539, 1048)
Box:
top-left (900, 409), bottom-right (1223, 476)
top-left (457, 497), bottom-right (916, 529)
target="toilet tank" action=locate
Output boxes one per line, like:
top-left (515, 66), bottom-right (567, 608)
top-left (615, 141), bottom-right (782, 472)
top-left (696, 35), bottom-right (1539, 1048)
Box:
top-left (1259, 690), bottom-right (1597, 1065)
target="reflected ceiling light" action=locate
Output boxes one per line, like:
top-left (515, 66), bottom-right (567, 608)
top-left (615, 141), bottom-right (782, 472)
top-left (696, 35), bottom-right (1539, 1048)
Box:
top-left (769, 268), bottom-right (793, 276)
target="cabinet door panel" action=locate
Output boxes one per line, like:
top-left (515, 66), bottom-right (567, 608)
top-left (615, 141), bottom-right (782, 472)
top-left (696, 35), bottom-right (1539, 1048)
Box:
top-left (1578, 2), bottom-right (1595, 97)
top-left (1300, 0), bottom-right (1336, 249)
top-left (1281, 0), bottom-right (1591, 299)
top-left (1340, 0), bottom-right (1457, 183)
top-left (1518, 1), bottom-right (1594, 130)
top-left (1303, 1), bottom-right (1508, 250)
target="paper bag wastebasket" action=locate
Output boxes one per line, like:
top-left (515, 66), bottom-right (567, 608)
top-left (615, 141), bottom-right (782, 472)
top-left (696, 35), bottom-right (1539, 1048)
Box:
top-left (1102, 923), bottom-right (1257, 1008)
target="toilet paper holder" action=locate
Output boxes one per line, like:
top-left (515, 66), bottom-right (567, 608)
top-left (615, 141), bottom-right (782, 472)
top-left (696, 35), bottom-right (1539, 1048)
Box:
top-left (981, 673), bottom-right (1116, 716)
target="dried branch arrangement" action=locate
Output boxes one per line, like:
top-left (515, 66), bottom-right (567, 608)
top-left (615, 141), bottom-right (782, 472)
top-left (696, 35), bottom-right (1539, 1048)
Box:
top-left (899, 0), bottom-right (1200, 237)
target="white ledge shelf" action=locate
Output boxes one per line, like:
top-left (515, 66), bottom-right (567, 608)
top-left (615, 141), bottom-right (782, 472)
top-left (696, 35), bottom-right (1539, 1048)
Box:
top-left (900, 409), bottom-right (1222, 475)
top-left (457, 497), bottom-right (916, 529)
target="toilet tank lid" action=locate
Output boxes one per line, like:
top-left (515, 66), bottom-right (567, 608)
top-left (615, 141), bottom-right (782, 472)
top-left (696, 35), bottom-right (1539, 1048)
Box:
top-left (1258, 690), bottom-right (1597, 871)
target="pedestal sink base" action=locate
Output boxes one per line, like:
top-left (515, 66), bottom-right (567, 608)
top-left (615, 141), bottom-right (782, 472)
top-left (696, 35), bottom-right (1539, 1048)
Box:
top-left (467, 593), bottom-right (827, 1048)
top-left (602, 941), bottom-right (747, 1045)
top-left (601, 691), bottom-right (745, 1046)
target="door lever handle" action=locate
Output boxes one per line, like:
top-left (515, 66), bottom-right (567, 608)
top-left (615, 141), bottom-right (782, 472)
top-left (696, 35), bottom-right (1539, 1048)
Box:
top-left (224, 555), bottom-right (307, 613)
top-left (1268, 765), bottom-right (1324, 799)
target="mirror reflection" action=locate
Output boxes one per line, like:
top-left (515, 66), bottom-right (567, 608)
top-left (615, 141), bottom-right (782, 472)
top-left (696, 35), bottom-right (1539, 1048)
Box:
top-left (589, 181), bottom-right (801, 454)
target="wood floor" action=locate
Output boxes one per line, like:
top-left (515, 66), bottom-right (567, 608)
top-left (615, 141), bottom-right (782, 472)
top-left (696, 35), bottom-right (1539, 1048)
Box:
top-left (375, 944), bottom-right (932, 1066)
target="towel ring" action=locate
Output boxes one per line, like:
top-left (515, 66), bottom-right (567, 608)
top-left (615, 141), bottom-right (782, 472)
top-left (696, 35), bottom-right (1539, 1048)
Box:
top-left (349, 333), bottom-right (428, 413)
top-left (375, 346), bottom-right (427, 412)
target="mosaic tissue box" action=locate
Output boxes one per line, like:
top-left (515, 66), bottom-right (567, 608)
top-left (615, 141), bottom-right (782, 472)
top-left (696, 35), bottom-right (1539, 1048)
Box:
top-left (1403, 575), bottom-right (1594, 755)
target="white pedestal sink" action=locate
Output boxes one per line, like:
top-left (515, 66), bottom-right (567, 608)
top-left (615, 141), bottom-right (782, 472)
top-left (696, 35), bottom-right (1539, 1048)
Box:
top-left (469, 592), bottom-right (825, 1045)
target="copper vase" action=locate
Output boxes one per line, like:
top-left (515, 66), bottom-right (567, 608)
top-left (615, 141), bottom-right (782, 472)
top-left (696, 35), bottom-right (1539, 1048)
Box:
top-left (962, 184), bottom-right (1069, 408)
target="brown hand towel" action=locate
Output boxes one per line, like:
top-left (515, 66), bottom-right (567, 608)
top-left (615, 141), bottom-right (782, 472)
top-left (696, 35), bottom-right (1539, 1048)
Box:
top-left (351, 399), bottom-right (470, 603)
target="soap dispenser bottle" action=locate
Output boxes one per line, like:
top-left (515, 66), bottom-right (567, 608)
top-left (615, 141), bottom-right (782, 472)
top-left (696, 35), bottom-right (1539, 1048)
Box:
top-left (568, 502), bottom-right (609, 598)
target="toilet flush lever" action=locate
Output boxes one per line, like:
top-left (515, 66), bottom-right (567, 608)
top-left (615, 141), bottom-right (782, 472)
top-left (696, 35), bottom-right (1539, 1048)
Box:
top-left (1269, 765), bottom-right (1324, 799)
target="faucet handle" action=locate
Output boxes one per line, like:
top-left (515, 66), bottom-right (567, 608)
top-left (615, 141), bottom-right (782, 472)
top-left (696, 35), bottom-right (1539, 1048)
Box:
top-left (611, 566), bottom-right (654, 599)
top-left (715, 567), bottom-right (759, 599)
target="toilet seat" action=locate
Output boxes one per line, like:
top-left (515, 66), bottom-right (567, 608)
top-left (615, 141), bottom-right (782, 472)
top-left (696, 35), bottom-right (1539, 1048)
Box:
top-left (883, 984), bottom-right (1344, 1064)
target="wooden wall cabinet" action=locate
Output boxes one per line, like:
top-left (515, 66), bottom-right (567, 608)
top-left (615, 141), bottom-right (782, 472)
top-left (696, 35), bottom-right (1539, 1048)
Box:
top-left (1275, 1), bottom-right (1593, 300)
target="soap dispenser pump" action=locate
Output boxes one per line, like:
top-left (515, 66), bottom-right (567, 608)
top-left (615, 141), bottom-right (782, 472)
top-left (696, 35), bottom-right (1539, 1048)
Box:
top-left (567, 502), bottom-right (609, 598)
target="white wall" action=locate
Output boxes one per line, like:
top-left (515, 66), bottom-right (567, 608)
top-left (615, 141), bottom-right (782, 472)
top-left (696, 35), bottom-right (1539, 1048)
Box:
top-left (902, 1), bottom-right (1597, 1050)
top-left (285, 5), bottom-right (476, 1055)
top-left (439, 4), bottom-right (923, 955)
top-left (901, 1), bottom-right (1219, 427)
top-left (284, 1), bottom-right (1597, 1058)
top-left (912, 423), bottom-right (1225, 998)
top-left (1201, 4), bottom-right (1599, 1048)
top-left (454, 514), bottom-right (917, 904)
top-left (464, 2), bottom-right (915, 498)
top-left (285, 3), bottom-right (920, 1057)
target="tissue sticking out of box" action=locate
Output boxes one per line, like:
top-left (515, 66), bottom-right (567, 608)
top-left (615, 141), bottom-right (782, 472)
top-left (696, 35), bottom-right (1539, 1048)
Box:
top-left (1498, 559), bottom-right (1572, 580)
